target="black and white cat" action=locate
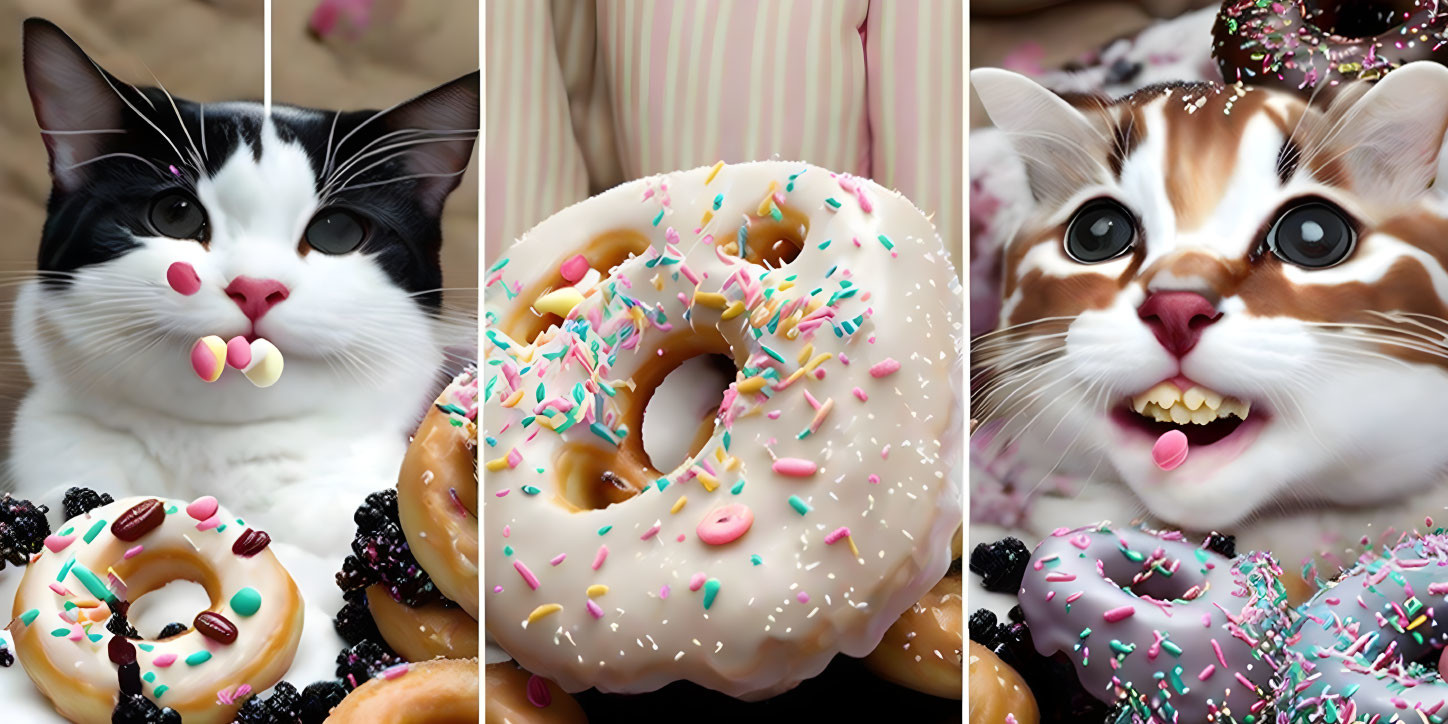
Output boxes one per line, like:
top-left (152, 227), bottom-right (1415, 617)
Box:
top-left (9, 19), bottom-right (478, 555)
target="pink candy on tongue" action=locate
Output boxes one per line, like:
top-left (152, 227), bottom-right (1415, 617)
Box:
top-left (1152, 429), bottom-right (1189, 471)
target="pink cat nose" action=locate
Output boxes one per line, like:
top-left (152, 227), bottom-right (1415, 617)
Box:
top-left (1138, 291), bottom-right (1221, 357)
top-left (225, 276), bottom-right (290, 322)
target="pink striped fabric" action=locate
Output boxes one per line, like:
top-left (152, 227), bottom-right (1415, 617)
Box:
top-left (485, 0), bottom-right (962, 269)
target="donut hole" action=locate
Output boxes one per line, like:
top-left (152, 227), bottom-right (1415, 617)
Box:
top-left (720, 205), bottom-right (809, 269)
top-left (553, 443), bottom-right (649, 511)
top-left (1308, 0), bottom-right (1413, 38)
top-left (641, 353), bottom-right (735, 473)
top-left (113, 547), bottom-right (223, 638)
top-left (1107, 558), bottom-right (1206, 604)
top-left (501, 230), bottom-right (652, 344)
top-left (128, 580), bottom-right (212, 639)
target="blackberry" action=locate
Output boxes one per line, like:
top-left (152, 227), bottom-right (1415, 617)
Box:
top-left (111, 693), bottom-right (181, 723)
top-left (0, 643), bottom-right (12, 668)
top-left (1008, 604), bottom-right (1025, 623)
top-left (335, 639), bottom-right (403, 687)
top-left (300, 680), bottom-right (348, 721)
top-left (338, 489), bottom-right (441, 606)
top-left (267, 681), bottom-right (304, 722)
top-left (969, 537), bottom-right (1030, 594)
top-left (156, 622), bottom-right (188, 639)
top-left (967, 608), bottom-right (999, 646)
top-left (0, 494), bottom-right (49, 569)
top-left (107, 611), bottom-right (141, 639)
top-left (333, 589), bottom-right (381, 646)
top-left (233, 696), bottom-right (268, 723)
top-left (62, 487), bottom-right (114, 519)
top-left (1204, 532), bottom-right (1237, 558)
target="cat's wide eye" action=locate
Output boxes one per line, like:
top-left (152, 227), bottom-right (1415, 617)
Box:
top-left (148, 191), bottom-right (207, 240)
top-left (304, 208), bottom-right (368, 255)
top-left (1064, 199), bottom-right (1136, 263)
top-left (1267, 201), bottom-right (1356, 269)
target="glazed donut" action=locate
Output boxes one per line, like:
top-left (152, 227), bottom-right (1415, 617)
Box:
top-left (398, 367), bottom-right (479, 619)
top-left (482, 160), bottom-right (962, 698)
top-left (325, 658), bottom-right (478, 723)
top-left (367, 584), bottom-right (478, 662)
top-left (864, 562), bottom-right (963, 699)
top-left (1212, 0), bottom-right (1448, 96)
top-left (967, 641), bottom-right (1037, 724)
top-left (1275, 533), bottom-right (1448, 721)
top-left (483, 662), bottom-right (586, 724)
top-left (1019, 524), bottom-right (1293, 722)
top-left (10, 496), bottom-right (303, 724)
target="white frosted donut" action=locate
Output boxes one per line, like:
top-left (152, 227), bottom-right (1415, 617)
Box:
top-left (482, 160), bottom-right (962, 699)
top-left (11, 496), bottom-right (304, 724)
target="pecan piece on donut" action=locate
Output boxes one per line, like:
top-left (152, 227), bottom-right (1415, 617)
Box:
top-left (194, 611), bottom-right (238, 645)
top-left (110, 499), bottom-right (164, 542)
top-left (232, 528), bottom-right (271, 557)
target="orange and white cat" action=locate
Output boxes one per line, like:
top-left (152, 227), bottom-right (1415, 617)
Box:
top-left (970, 62), bottom-right (1448, 606)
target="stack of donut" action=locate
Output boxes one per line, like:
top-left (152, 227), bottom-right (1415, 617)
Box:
top-left (482, 160), bottom-right (963, 706)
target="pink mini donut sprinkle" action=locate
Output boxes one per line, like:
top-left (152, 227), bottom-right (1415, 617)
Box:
top-left (186, 496), bottom-right (219, 521)
top-left (696, 504), bottom-right (754, 546)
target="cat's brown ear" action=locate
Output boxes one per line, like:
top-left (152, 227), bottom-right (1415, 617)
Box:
top-left (377, 71), bottom-right (480, 215)
top-left (22, 18), bottom-right (130, 192)
top-left (970, 68), bottom-right (1111, 207)
top-left (1311, 61), bottom-right (1448, 203)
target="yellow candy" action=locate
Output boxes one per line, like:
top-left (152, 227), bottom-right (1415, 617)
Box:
top-left (241, 339), bottom-right (284, 388)
top-left (190, 335), bottom-right (226, 383)
top-left (534, 287), bottom-right (584, 318)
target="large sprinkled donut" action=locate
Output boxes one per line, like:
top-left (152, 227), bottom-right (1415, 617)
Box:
top-left (10, 496), bottom-right (303, 724)
top-left (1276, 533), bottom-right (1448, 722)
top-left (483, 160), bottom-right (962, 699)
top-left (326, 658), bottom-right (479, 723)
top-left (1019, 524), bottom-right (1294, 722)
top-left (1212, 0), bottom-right (1448, 97)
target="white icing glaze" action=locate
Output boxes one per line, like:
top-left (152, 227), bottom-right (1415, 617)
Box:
top-left (10, 496), bottom-right (303, 724)
top-left (482, 161), bottom-right (962, 698)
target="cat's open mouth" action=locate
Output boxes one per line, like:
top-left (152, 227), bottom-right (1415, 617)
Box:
top-left (1112, 379), bottom-right (1259, 448)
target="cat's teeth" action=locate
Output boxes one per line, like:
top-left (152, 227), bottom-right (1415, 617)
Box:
top-left (1182, 386), bottom-right (1222, 411)
top-left (1133, 387), bottom-right (1251, 427)
top-left (1189, 406), bottom-right (1216, 424)
top-left (1170, 403), bottom-right (1190, 424)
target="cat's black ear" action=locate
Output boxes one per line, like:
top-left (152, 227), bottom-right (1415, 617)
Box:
top-left (378, 71), bottom-right (480, 214)
top-left (22, 18), bottom-right (130, 192)
top-left (971, 68), bottom-right (1111, 208)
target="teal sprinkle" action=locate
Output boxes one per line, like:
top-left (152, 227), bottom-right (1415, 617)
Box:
top-left (88, 633), bottom-right (103, 643)
top-left (598, 526), bottom-right (613, 536)
top-left (504, 545), bottom-right (514, 556)
top-left (59, 527), bottom-right (73, 536)
top-left (769, 206), bottom-right (782, 222)
top-left (1109, 640), bottom-right (1135, 656)
top-left (138, 643), bottom-right (154, 652)
top-left (825, 197), bottom-right (841, 209)
top-left (20, 609), bottom-right (38, 626)
top-left (702, 578), bottom-right (721, 610)
top-left (825, 265), bottom-right (837, 278)
top-left (731, 480), bottom-right (745, 495)
top-left (713, 194), bottom-right (723, 210)
top-left (83, 519), bottom-right (106, 544)
top-left (762, 346), bottom-right (785, 363)
top-left (737, 224), bottom-right (749, 257)
top-left (143, 672), bottom-right (156, 683)
top-left (72, 563), bottom-right (114, 603)
top-left (521, 416), bottom-right (536, 428)
top-left (589, 422), bottom-right (619, 446)
top-left (187, 651), bottom-right (212, 666)
top-left (49, 628), bottom-right (69, 638)
top-left (750, 554), bottom-right (762, 566)
top-left (723, 431), bottom-right (731, 451)
top-left (154, 685), bottom-right (169, 698)
top-left (64, 601), bottom-right (76, 611)
top-left (1168, 665), bottom-right (1186, 694)
top-left (656, 477), bottom-right (671, 492)
top-left (536, 384), bottom-right (546, 402)
top-left (487, 257), bottom-right (510, 273)
top-left (788, 495), bottom-right (811, 515)
top-left (522, 485), bottom-right (541, 495)
top-left (1161, 640), bottom-right (1183, 657)
top-left (57, 557), bottom-right (75, 583)
top-left (877, 234), bottom-right (895, 250)
top-left (796, 428), bottom-right (811, 440)
top-left (652, 208), bottom-right (665, 226)
top-left (1078, 627), bottom-right (1092, 638)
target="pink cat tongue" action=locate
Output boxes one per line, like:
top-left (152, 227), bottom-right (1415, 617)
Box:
top-left (1152, 430), bottom-right (1189, 471)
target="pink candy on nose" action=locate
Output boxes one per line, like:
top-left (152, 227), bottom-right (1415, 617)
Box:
top-left (697, 504), bottom-right (754, 545)
top-left (166, 262), bottom-right (200, 296)
top-left (1153, 430), bottom-right (1189, 471)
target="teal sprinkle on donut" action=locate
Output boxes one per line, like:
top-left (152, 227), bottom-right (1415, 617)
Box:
top-left (487, 257), bottom-right (509, 273)
top-left (63, 601), bottom-right (76, 611)
top-left (825, 197), bottom-right (841, 209)
top-left (154, 685), bottom-right (169, 698)
top-left (521, 486), bottom-right (541, 496)
top-left (230, 587), bottom-right (263, 617)
top-left (56, 557), bottom-right (75, 582)
top-left (750, 554), bottom-right (762, 566)
top-left (597, 526), bottom-right (612, 536)
top-left (1078, 627), bottom-right (1091, 638)
top-left (712, 194), bottom-right (722, 210)
top-left (143, 672), bottom-right (156, 683)
top-left (59, 527), bottom-right (73, 536)
top-left (87, 633), bottom-right (102, 643)
top-left (651, 209), bottom-right (664, 226)
top-left (138, 643), bottom-right (154, 652)
top-left (186, 651), bottom-right (212, 666)
top-left (49, 628), bottom-right (68, 637)
top-left (655, 478), bottom-right (671, 492)
top-left (737, 224), bottom-right (748, 257)
top-left (787, 495), bottom-right (810, 515)
top-left (731, 480), bottom-right (745, 495)
top-left (877, 234), bottom-right (894, 250)
top-left (1109, 639), bottom-right (1135, 656)
top-left (20, 609), bottom-right (38, 626)
top-left (71, 563), bottom-right (114, 603)
top-left (166, 506), bottom-right (178, 515)
top-left (722, 431), bottom-right (731, 451)
top-left (503, 545), bottom-right (514, 556)
top-left (702, 578), bottom-right (721, 610)
top-left (216, 524), bottom-right (227, 533)
top-left (1161, 640), bottom-right (1183, 657)
top-left (82, 519), bottom-right (106, 544)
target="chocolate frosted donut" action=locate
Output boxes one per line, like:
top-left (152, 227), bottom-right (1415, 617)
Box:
top-left (1276, 534), bottom-right (1448, 722)
top-left (1212, 1), bottom-right (1448, 97)
top-left (1019, 524), bottom-right (1294, 722)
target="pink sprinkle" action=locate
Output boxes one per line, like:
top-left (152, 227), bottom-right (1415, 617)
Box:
top-left (381, 663), bottom-right (410, 680)
top-left (496, 490), bottom-right (510, 497)
top-left (514, 560), bottom-right (540, 590)
top-left (235, 685), bottom-right (251, 699)
top-left (586, 600), bottom-right (604, 619)
top-left (1103, 606), bottom-right (1135, 622)
top-left (1198, 664), bottom-right (1216, 681)
top-left (1070, 535), bottom-right (1091, 550)
top-left (493, 586), bottom-right (503, 593)
top-left (839, 353), bottom-right (850, 365)
top-left (560, 254), bottom-right (589, 283)
top-left (660, 585), bottom-right (670, 599)
top-left (881, 445), bottom-right (891, 460)
top-left (67, 627), bottom-right (83, 641)
top-left (153, 654), bottom-right (177, 667)
top-left (869, 358), bottom-right (901, 378)
top-left (1234, 672), bottom-right (1253, 690)
top-left (48, 582), bottom-right (68, 596)
top-left (852, 387), bottom-right (868, 401)
top-left (824, 527), bottom-right (851, 545)
top-left (1044, 572), bottom-right (1077, 582)
top-left (124, 545), bottom-right (144, 560)
top-left (549, 553), bottom-right (566, 566)
top-left (1212, 639), bottom-right (1229, 668)
top-left (689, 573), bottom-right (706, 591)
top-left (507, 448), bottom-right (523, 468)
top-left (503, 525), bottom-right (510, 537)
top-left (641, 523), bottom-right (661, 540)
top-left (592, 545), bottom-right (608, 570)
top-left (526, 675), bottom-right (552, 708)
top-left (676, 534), bottom-right (686, 542)
top-left (797, 592), bottom-right (810, 603)
top-left (772, 458), bottom-right (818, 477)
top-left (1065, 592), bottom-right (1083, 603)
top-left (868, 474), bottom-right (880, 484)
top-left (196, 515), bottom-right (221, 531)
top-left (44, 534), bottom-right (75, 553)
top-left (766, 410), bottom-right (782, 419)
top-left (186, 496), bottom-right (219, 521)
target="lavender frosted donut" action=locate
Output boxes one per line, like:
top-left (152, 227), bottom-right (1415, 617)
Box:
top-left (1276, 534), bottom-right (1448, 722)
top-left (1019, 524), bottom-right (1293, 723)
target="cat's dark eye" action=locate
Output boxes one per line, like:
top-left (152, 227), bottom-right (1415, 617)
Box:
top-left (148, 191), bottom-right (207, 240)
top-left (1267, 201), bottom-right (1356, 269)
top-left (304, 208), bottom-right (368, 255)
top-left (1064, 199), bottom-right (1137, 263)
